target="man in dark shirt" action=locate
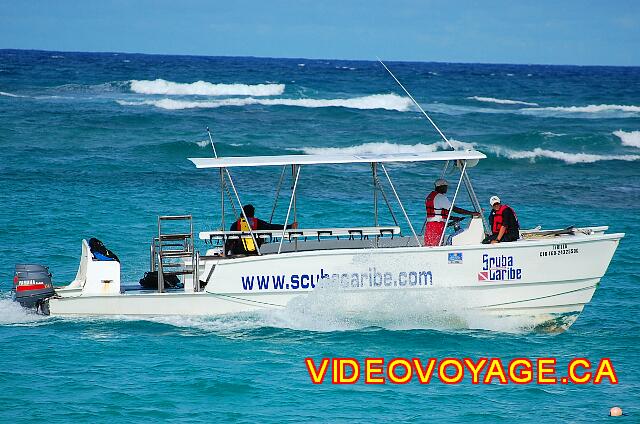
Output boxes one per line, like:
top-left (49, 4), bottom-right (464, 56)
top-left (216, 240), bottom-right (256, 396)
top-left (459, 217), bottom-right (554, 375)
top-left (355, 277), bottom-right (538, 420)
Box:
top-left (485, 196), bottom-right (520, 244)
top-left (227, 204), bottom-right (298, 254)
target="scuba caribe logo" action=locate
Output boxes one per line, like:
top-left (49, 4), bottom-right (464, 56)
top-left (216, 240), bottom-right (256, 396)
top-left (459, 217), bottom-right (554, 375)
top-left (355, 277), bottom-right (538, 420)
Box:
top-left (478, 254), bottom-right (522, 282)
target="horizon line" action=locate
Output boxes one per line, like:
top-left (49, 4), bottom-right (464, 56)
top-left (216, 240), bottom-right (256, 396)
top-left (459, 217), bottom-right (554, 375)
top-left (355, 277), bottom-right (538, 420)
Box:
top-left (1, 47), bottom-right (638, 69)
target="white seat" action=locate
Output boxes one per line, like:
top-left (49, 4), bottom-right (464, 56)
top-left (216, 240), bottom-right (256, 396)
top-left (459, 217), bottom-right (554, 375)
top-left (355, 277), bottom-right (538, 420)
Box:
top-left (67, 239), bottom-right (121, 295)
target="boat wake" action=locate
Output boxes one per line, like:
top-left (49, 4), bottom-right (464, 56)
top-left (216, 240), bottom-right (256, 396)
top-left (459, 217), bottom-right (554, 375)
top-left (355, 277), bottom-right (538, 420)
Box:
top-left (0, 288), bottom-right (573, 335)
top-left (268, 287), bottom-right (537, 333)
top-left (78, 298), bottom-right (538, 335)
top-left (0, 295), bottom-right (48, 326)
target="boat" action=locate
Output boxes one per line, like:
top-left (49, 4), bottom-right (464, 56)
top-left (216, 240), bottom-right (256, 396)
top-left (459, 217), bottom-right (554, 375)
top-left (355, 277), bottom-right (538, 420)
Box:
top-left (10, 146), bottom-right (623, 332)
top-left (11, 64), bottom-right (624, 332)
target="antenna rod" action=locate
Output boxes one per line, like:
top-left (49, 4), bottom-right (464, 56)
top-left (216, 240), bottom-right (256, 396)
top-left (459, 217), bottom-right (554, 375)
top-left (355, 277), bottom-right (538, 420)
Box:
top-left (377, 58), bottom-right (455, 150)
top-left (206, 126), bottom-right (218, 158)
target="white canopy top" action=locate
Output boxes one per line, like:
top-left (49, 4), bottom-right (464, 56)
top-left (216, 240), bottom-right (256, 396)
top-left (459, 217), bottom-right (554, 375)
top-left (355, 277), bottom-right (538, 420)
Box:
top-left (188, 149), bottom-right (486, 169)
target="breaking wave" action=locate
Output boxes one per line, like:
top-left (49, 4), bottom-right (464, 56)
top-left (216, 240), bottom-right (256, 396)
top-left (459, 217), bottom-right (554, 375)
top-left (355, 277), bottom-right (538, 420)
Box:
top-left (486, 146), bottom-right (640, 164)
top-left (468, 96), bottom-right (539, 106)
top-left (294, 141), bottom-right (640, 165)
top-left (117, 93), bottom-right (412, 112)
top-left (521, 104), bottom-right (640, 116)
top-left (129, 79), bottom-right (285, 96)
top-left (613, 130), bottom-right (640, 149)
top-left (0, 91), bottom-right (25, 98)
top-left (423, 103), bottom-right (640, 119)
top-left (296, 140), bottom-right (474, 156)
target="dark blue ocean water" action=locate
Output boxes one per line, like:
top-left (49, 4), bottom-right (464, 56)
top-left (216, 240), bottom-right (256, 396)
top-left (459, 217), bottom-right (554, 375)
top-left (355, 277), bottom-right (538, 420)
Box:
top-left (0, 50), bottom-right (639, 422)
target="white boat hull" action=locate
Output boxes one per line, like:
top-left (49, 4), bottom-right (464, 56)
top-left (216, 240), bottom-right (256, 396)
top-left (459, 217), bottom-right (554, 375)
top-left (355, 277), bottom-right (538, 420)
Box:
top-left (49, 232), bottom-right (622, 332)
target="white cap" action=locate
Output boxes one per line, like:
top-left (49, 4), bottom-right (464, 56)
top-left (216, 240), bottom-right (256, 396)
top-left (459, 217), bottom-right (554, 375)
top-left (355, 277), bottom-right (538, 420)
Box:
top-left (490, 195), bottom-right (501, 206)
top-left (435, 178), bottom-right (448, 188)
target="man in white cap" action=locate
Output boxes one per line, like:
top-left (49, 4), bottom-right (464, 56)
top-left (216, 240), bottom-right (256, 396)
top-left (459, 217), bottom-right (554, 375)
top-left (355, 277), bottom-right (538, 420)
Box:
top-left (485, 195), bottom-right (520, 243)
top-left (424, 178), bottom-right (479, 246)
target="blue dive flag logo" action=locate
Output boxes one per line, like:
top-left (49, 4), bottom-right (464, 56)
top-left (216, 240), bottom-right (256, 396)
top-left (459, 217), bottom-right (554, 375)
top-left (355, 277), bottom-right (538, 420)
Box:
top-left (448, 252), bottom-right (463, 264)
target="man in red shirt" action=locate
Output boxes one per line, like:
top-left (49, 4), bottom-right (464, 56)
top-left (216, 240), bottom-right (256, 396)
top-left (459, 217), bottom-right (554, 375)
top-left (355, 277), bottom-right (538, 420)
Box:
top-left (424, 179), bottom-right (479, 246)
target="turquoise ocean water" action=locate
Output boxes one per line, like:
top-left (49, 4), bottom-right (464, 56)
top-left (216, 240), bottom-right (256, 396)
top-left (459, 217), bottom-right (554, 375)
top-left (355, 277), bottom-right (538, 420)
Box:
top-left (0, 50), bottom-right (639, 422)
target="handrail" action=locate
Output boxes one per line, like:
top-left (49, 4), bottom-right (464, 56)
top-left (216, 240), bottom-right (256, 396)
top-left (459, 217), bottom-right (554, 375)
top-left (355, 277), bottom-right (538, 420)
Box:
top-left (199, 226), bottom-right (401, 241)
top-left (159, 215), bottom-right (192, 221)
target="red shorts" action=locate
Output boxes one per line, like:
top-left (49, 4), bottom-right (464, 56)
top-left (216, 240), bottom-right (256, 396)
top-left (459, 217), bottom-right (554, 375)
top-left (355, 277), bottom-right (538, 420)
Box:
top-left (424, 221), bottom-right (445, 246)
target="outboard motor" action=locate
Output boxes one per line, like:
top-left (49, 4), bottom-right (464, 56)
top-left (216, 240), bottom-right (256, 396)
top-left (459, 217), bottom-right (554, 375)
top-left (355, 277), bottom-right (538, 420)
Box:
top-left (13, 264), bottom-right (55, 314)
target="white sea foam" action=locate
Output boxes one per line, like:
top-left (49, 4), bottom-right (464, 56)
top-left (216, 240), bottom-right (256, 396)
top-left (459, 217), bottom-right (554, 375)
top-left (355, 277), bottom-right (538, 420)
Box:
top-left (293, 140), bottom-right (640, 165)
top-left (0, 91), bottom-right (25, 98)
top-left (129, 79), bottom-right (285, 96)
top-left (540, 131), bottom-right (566, 137)
top-left (195, 139), bottom-right (210, 148)
top-left (468, 96), bottom-right (539, 106)
top-left (0, 297), bottom-right (47, 325)
top-left (129, 283), bottom-right (532, 333)
top-left (117, 93), bottom-right (413, 112)
top-left (486, 146), bottom-right (640, 164)
top-left (267, 277), bottom-right (536, 333)
top-left (295, 139), bottom-right (475, 156)
top-left (613, 130), bottom-right (640, 149)
top-left (522, 104), bottom-right (640, 114)
top-left (135, 314), bottom-right (270, 335)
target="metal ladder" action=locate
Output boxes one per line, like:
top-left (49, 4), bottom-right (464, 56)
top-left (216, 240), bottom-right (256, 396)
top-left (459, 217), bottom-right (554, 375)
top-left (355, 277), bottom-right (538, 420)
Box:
top-left (154, 215), bottom-right (197, 293)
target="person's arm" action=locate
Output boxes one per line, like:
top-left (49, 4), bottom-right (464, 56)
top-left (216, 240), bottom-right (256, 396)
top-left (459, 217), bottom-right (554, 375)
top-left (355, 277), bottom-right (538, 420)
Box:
top-left (255, 218), bottom-right (297, 231)
top-left (452, 206), bottom-right (481, 217)
top-left (491, 226), bottom-right (507, 243)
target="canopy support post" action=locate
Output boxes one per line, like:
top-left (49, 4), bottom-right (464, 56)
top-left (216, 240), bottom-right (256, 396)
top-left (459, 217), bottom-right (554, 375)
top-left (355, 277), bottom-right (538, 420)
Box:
top-left (207, 126), bottom-right (227, 231)
top-left (374, 171), bottom-right (399, 226)
top-left (269, 165), bottom-right (287, 223)
top-left (462, 170), bottom-right (490, 234)
top-left (220, 169), bottom-right (225, 230)
top-left (292, 164), bottom-right (299, 251)
top-left (372, 163), bottom-right (379, 226)
top-left (380, 164), bottom-right (422, 247)
top-left (278, 165), bottom-right (302, 254)
top-left (292, 165), bottom-right (298, 224)
top-left (438, 161), bottom-right (467, 246)
top-left (224, 168), bottom-right (261, 256)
